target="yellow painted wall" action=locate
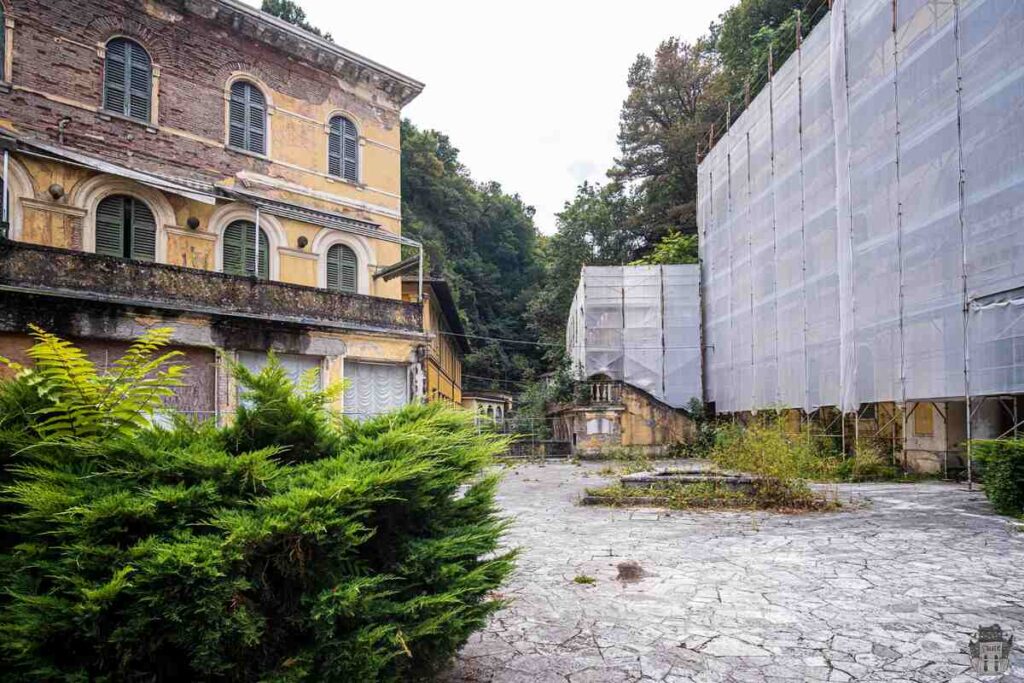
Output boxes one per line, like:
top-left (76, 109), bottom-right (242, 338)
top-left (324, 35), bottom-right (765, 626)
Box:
top-left (402, 281), bottom-right (463, 404)
top-left (11, 155), bottom-right (404, 299)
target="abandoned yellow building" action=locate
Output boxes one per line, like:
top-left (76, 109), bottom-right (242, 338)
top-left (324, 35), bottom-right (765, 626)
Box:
top-left (402, 275), bottom-right (467, 405)
top-left (0, 0), bottom-right (433, 419)
top-left (555, 265), bottom-right (701, 456)
top-left (549, 380), bottom-right (693, 457)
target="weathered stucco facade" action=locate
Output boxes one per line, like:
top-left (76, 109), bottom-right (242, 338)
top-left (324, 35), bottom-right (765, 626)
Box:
top-left (0, 0), bottom-right (432, 418)
top-left (551, 382), bottom-right (694, 457)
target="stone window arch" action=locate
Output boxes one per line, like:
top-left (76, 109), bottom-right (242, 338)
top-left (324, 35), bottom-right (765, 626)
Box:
top-left (69, 174), bottom-right (175, 262)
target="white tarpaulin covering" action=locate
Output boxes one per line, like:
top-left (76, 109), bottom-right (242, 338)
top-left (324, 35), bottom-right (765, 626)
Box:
top-left (566, 265), bottom-right (702, 409)
top-left (697, 0), bottom-right (1024, 414)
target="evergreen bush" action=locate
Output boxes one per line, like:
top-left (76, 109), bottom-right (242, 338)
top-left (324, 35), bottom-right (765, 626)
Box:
top-left (0, 329), bottom-right (514, 681)
top-left (974, 439), bottom-right (1024, 516)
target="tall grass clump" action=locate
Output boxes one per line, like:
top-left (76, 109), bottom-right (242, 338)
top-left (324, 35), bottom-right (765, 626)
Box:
top-left (709, 414), bottom-right (841, 508)
top-left (0, 328), bottom-right (514, 682)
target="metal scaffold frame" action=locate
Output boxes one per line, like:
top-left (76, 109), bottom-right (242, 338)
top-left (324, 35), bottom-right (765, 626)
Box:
top-left (696, 0), bottom-right (1024, 480)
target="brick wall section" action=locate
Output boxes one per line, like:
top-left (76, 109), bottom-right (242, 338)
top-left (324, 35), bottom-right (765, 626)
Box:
top-left (0, 239), bottom-right (423, 332)
top-left (2, 0), bottom-right (400, 184)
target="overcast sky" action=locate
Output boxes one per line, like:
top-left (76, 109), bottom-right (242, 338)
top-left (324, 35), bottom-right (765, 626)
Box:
top-left (255, 0), bottom-right (734, 234)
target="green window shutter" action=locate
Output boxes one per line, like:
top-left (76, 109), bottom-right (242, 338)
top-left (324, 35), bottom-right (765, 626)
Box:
top-left (327, 243), bottom-right (357, 293)
top-left (95, 195), bottom-right (125, 257)
top-left (247, 88), bottom-right (266, 155)
top-left (328, 116), bottom-right (359, 182)
top-left (342, 117), bottom-right (359, 182)
top-left (223, 220), bottom-right (247, 275)
top-left (127, 42), bottom-right (152, 122)
top-left (105, 38), bottom-right (150, 121)
top-left (130, 199), bottom-right (157, 261)
top-left (228, 82), bottom-right (248, 150)
top-left (103, 40), bottom-right (127, 116)
top-left (228, 81), bottom-right (266, 154)
top-left (224, 220), bottom-right (269, 278)
top-left (328, 117), bottom-right (343, 177)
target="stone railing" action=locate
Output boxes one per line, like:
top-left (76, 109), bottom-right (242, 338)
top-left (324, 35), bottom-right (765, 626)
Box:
top-left (588, 381), bottom-right (623, 405)
top-left (0, 239), bottom-right (422, 334)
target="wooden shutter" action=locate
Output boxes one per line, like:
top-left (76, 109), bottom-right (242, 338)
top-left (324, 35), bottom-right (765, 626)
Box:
top-left (222, 220), bottom-right (247, 275)
top-left (328, 117), bottom-right (343, 177)
top-left (103, 40), bottom-right (127, 116)
top-left (228, 82), bottom-right (248, 150)
top-left (229, 81), bottom-right (266, 154)
top-left (328, 116), bottom-right (358, 181)
top-left (247, 87), bottom-right (266, 155)
top-left (95, 195), bottom-right (125, 257)
top-left (127, 42), bottom-right (152, 122)
top-left (326, 243), bottom-right (357, 293)
top-left (104, 39), bottom-right (150, 121)
top-left (342, 118), bottom-right (358, 182)
top-left (223, 220), bottom-right (269, 278)
top-left (130, 199), bottom-right (157, 261)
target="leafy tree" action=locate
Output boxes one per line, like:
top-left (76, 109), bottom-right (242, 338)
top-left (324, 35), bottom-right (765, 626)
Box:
top-left (631, 231), bottom-right (698, 265)
top-left (401, 120), bottom-right (544, 388)
top-left (527, 182), bottom-right (644, 358)
top-left (261, 0), bottom-right (333, 41)
top-left (0, 331), bottom-right (514, 681)
top-left (710, 0), bottom-right (829, 120)
top-left (612, 38), bottom-right (721, 242)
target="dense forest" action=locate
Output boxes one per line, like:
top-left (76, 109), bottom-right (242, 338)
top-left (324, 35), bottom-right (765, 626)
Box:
top-left (263, 0), bottom-right (830, 390)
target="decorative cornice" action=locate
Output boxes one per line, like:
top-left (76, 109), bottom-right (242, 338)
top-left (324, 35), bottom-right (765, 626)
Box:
top-left (180, 0), bottom-right (424, 108)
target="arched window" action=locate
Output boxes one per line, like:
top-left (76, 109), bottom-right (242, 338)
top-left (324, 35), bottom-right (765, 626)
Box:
top-left (103, 38), bottom-right (151, 122)
top-left (328, 115), bottom-right (358, 182)
top-left (325, 243), bottom-right (358, 293)
top-left (95, 194), bottom-right (157, 261)
top-left (228, 80), bottom-right (267, 155)
top-left (222, 220), bottom-right (269, 278)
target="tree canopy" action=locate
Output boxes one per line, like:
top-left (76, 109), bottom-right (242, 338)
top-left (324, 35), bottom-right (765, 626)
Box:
top-left (261, 0), bottom-right (333, 40)
top-left (400, 121), bottom-right (544, 388)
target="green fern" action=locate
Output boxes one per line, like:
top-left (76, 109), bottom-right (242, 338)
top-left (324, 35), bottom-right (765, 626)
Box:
top-left (0, 325), bottom-right (185, 438)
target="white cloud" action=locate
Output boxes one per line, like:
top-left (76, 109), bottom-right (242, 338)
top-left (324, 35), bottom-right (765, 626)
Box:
top-left (248, 0), bottom-right (734, 233)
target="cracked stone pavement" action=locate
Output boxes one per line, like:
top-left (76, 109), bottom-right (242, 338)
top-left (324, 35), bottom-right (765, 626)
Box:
top-left (443, 462), bottom-right (1024, 682)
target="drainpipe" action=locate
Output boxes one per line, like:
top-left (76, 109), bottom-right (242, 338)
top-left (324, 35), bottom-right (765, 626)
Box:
top-left (254, 206), bottom-right (261, 277)
top-left (1, 148), bottom-right (7, 238)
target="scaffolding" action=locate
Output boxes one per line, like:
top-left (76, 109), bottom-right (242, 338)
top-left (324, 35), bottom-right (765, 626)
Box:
top-left (566, 265), bottom-right (702, 410)
top-left (697, 0), bottom-right (1024, 478)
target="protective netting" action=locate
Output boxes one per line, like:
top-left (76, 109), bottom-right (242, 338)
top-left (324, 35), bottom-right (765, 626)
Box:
top-left (697, 0), bottom-right (1024, 414)
top-left (567, 265), bottom-right (702, 409)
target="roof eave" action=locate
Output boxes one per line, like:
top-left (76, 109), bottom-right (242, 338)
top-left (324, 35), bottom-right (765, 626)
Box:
top-left (188, 0), bottom-right (425, 107)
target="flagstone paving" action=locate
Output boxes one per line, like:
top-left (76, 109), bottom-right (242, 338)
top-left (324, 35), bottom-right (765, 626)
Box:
top-left (444, 462), bottom-right (1024, 682)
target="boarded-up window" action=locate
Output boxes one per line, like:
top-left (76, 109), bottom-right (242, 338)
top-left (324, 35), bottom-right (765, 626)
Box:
top-left (913, 403), bottom-right (934, 437)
